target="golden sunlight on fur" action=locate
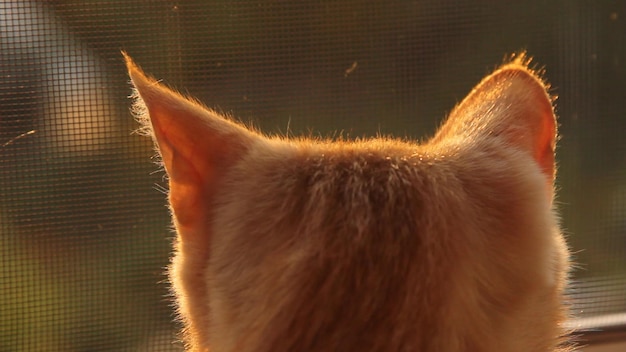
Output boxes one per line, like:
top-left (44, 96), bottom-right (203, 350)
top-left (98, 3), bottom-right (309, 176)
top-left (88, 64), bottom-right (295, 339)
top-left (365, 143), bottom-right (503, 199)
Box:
top-left (124, 52), bottom-right (571, 352)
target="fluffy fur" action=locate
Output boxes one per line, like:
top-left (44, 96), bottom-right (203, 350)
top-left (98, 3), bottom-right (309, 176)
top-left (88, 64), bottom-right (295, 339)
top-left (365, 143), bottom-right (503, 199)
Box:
top-left (124, 52), bottom-right (571, 351)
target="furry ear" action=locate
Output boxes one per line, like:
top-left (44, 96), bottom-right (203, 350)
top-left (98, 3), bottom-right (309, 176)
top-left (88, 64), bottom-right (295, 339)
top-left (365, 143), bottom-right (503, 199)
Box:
top-left (433, 56), bottom-right (557, 187)
top-left (123, 52), bottom-right (259, 239)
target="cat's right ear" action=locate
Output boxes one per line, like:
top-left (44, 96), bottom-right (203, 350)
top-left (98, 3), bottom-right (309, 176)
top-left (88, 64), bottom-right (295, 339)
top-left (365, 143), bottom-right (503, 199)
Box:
top-left (433, 56), bottom-right (557, 190)
top-left (123, 53), bottom-right (258, 238)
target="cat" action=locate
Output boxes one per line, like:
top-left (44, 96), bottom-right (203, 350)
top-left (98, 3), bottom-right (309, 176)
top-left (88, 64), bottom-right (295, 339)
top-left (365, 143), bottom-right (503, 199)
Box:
top-left (124, 52), bottom-right (571, 352)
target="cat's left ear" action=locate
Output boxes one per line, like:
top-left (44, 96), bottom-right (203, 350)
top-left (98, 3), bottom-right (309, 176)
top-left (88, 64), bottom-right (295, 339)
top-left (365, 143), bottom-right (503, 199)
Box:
top-left (124, 53), bottom-right (259, 238)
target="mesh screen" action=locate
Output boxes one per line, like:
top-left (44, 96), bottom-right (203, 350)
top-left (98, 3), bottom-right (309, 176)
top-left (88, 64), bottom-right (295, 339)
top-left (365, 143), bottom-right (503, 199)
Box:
top-left (1, 1), bottom-right (624, 350)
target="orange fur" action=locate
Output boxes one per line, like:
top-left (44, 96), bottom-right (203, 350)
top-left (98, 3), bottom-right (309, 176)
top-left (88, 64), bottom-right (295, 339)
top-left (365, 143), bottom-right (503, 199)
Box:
top-left (125, 52), bottom-right (571, 351)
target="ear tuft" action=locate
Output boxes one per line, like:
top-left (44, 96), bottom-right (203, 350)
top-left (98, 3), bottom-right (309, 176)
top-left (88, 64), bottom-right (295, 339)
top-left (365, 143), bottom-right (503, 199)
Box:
top-left (122, 52), bottom-right (156, 141)
top-left (503, 52), bottom-right (556, 101)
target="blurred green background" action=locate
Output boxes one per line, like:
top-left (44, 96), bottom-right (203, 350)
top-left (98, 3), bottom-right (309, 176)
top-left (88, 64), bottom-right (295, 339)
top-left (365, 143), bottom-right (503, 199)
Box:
top-left (1, 1), bottom-right (625, 350)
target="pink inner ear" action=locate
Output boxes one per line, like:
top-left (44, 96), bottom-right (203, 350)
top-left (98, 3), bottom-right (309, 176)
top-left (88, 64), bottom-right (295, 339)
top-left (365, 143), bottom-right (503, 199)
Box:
top-left (533, 102), bottom-right (557, 182)
top-left (498, 69), bottom-right (557, 183)
top-left (148, 102), bottom-right (254, 243)
top-left (151, 114), bottom-right (207, 229)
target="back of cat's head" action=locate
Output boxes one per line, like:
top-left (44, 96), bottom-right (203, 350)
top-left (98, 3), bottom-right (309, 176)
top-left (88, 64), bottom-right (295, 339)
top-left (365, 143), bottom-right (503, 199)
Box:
top-left (209, 135), bottom-right (566, 352)
top-left (125, 53), bottom-right (569, 352)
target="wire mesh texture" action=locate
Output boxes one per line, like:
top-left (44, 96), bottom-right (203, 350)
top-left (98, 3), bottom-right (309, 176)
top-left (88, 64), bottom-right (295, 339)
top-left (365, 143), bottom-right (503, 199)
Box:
top-left (0, 1), bottom-right (624, 350)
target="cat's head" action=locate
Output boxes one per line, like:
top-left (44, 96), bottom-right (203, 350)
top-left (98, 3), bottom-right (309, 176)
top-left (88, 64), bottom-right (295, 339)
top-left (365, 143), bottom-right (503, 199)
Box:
top-left (125, 53), bottom-right (570, 352)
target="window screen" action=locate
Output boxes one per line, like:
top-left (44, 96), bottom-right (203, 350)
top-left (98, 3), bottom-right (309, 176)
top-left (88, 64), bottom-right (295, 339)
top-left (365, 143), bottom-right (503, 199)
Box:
top-left (1, 1), bottom-right (624, 350)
